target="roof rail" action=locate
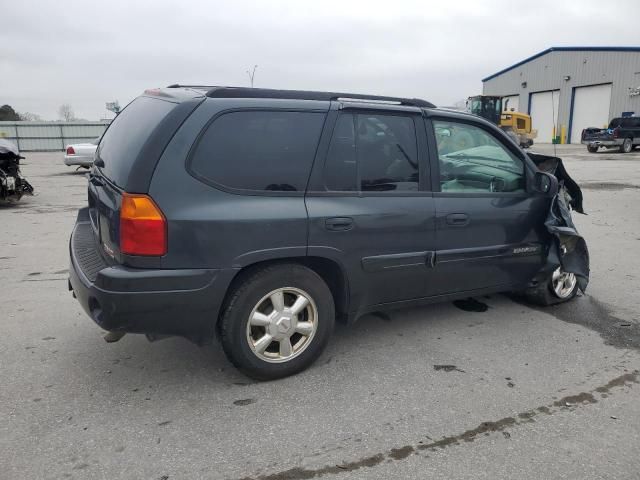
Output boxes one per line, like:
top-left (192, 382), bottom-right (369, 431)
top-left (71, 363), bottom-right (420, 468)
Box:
top-left (204, 87), bottom-right (435, 108)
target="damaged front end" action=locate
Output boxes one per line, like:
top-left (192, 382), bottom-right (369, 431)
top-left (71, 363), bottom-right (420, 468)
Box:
top-left (529, 152), bottom-right (590, 293)
top-left (0, 139), bottom-right (34, 203)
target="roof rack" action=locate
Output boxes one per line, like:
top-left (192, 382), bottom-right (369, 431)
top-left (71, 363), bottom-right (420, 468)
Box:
top-left (166, 84), bottom-right (219, 89)
top-left (203, 87), bottom-right (435, 108)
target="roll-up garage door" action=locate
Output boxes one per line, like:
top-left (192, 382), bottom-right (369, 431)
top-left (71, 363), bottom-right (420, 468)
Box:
top-left (569, 84), bottom-right (612, 144)
top-left (529, 91), bottom-right (560, 143)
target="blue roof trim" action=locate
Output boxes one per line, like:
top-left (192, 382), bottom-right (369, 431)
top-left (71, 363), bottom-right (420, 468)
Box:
top-left (482, 46), bottom-right (640, 82)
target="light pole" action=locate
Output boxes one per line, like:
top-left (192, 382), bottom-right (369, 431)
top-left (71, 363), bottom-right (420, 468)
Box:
top-left (246, 65), bottom-right (258, 88)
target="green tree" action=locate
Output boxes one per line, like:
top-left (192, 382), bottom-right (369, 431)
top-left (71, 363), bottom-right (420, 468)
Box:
top-left (0, 105), bottom-right (21, 121)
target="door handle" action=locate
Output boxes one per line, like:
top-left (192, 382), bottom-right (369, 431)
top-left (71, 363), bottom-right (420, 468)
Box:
top-left (325, 217), bottom-right (354, 231)
top-left (446, 213), bottom-right (469, 226)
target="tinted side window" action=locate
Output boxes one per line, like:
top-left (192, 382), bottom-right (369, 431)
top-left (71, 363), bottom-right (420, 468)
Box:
top-left (97, 97), bottom-right (175, 188)
top-left (358, 114), bottom-right (418, 191)
top-left (190, 111), bottom-right (325, 192)
top-left (621, 117), bottom-right (640, 128)
top-left (433, 120), bottom-right (525, 193)
top-left (324, 113), bottom-right (419, 192)
top-left (324, 114), bottom-right (357, 191)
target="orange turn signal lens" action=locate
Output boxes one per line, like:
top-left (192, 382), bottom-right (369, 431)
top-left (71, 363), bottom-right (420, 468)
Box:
top-left (119, 193), bottom-right (167, 256)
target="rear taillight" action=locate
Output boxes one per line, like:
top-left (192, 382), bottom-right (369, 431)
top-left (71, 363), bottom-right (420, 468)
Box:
top-left (613, 127), bottom-right (620, 139)
top-left (66, 146), bottom-right (75, 155)
top-left (581, 129), bottom-right (585, 140)
top-left (119, 193), bottom-right (167, 256)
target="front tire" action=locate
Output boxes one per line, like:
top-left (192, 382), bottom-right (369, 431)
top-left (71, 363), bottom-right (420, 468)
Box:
top-left (525, 267), bottom-right (578, 306)
top-left (620, 138), bottom-right (632, 153)
top-left (587, 145), bottom-right (598, 153)
top-left (220, 264), bottom-right (335, 380)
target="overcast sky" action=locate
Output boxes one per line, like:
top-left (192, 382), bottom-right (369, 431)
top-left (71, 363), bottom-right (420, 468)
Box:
top-left (2, 0), bottom-right (639, 120)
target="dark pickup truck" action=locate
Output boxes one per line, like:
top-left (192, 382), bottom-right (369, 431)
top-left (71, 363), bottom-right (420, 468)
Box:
top-left (582, 117), bottom-right (640, 153)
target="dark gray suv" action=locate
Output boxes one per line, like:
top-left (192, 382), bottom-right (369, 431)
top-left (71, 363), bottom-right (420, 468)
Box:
top-left (68, 86), bottom-right (584, 379)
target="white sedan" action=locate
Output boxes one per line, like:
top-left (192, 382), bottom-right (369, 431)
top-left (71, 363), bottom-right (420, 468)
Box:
top-left (64, 138), bottom-right (99, 168)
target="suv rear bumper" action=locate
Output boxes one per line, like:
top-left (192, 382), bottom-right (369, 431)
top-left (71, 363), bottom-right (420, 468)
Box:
top-left (68, 210), bottom-right (236, 342)
top-left (581, 139), bottom-right (622, 147)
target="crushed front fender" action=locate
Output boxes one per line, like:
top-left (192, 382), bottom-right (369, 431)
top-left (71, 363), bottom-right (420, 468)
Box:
top-left (528, 152), bottom-right (590, 292)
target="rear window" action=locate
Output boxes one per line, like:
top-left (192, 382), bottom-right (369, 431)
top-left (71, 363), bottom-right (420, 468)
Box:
top-left (608, 118), bottom-right (623, 129)
top-left (189, 110), bottom-right (325, 192)
top-left (97, 97), bottom-right (174, 187)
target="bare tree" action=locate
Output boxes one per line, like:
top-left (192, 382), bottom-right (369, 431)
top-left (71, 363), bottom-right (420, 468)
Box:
top-left (246, 65), bottom-right (258, 88)
top-left (18, 111), bottom-right (42, 121)
top-left (58, 104), bottom-right (76, 122)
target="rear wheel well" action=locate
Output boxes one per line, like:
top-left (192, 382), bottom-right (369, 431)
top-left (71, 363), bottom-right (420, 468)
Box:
top-left (217, 257), bottom-right (350, 334)
top-left (303, 256), bottom-right (349, 321)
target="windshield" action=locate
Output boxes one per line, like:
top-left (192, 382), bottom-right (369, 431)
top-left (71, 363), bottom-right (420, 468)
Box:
top-left (469, 98), bottom-right (501, 122)
top-left (470, 99), bottom-right (482, 115)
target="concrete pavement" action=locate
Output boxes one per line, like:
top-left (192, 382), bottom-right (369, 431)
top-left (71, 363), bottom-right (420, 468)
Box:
top-left (1, 145), bottom-right (639, 480)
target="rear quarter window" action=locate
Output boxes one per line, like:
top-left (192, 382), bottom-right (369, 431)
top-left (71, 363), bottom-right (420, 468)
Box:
top-left (188, 110), bottom-right (325, 192)
top-left (97, 97), bottom-right (175, 188)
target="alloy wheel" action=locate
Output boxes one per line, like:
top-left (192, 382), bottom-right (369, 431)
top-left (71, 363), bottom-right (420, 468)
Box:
top-left (246, 287), bottom-right (318, 363)
top-left (551, 267), bottom-right (577, 299)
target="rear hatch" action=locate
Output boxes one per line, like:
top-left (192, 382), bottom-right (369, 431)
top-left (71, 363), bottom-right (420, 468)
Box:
top-left (87, 95), bottom-right (179, 264)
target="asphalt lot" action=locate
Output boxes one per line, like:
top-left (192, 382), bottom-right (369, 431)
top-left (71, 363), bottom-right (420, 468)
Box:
top-left (2, 144), bottom-right (640, 480)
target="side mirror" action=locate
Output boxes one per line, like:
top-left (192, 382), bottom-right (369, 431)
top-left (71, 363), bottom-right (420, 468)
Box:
top-left (533, 171), bottom-right (558, 196)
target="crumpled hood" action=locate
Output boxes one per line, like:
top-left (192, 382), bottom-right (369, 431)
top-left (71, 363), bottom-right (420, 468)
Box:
top-left (527, 152), bottom-right (590, 292)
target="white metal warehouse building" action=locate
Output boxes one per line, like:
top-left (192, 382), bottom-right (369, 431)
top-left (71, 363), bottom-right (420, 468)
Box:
top-left (482, 47), bottom-right (640, 143)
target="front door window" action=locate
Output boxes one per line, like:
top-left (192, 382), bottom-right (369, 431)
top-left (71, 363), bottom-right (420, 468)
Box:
top-left (433, 121), bottom-right (525, 193)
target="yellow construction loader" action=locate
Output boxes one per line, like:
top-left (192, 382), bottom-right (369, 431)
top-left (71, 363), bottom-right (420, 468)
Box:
top-left (467, 95), bottom-right (537, 148)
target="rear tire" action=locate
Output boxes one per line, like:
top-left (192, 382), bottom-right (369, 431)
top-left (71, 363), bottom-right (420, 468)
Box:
top-left (220, 264), bottom-right (335, 380)
top-left (587, 145), bottom-right (598, 153)
top-left (620, 138), bottom-right (632, 153)
top-left (525, 267), bottom-right (578, 306)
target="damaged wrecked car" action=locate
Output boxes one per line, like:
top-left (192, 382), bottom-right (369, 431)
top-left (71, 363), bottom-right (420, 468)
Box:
top-left (0, 138), bottom-right (34, 203)
top-left (68, 86), bottom-right (589, 380)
